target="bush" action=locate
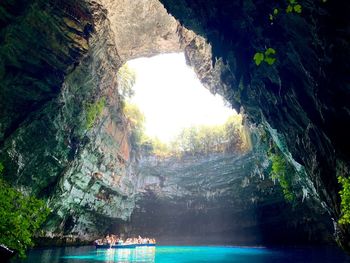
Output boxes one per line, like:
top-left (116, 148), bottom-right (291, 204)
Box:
top-left (338, 176), bottom-right (350, 225)
top-left (270, 152), bottom-right (296, 202)
top-left (0, 163), bottom-right (50, 258)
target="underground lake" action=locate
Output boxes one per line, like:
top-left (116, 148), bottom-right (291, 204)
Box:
top-left (10, 246), bottom-right (350, 263)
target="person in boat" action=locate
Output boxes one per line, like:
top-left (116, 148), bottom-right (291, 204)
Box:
top-left (94, 239), bottom-right (103, 245)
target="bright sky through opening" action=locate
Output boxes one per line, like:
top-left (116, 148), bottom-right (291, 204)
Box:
top-left (127, 53), bottom-right (236, 143)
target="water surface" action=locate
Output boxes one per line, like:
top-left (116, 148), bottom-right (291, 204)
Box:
top-left (11, 245), bottom-right (350, 263)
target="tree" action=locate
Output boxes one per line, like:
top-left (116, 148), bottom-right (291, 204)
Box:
top-left (0, 163), bottom-right (50, 258)
top-left (224, 115), bottom-right (244, 153)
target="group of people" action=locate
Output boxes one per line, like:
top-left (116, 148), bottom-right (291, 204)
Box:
top-left (94, 234), bottom-right (156, 246)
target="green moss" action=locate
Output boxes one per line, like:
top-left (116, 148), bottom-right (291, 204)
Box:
top-left (84, 98), bottom-right (105, 129)
top-left (338, 176), bottom-right (350, 225)
top-left (269, 152), bottom-right (296, 202)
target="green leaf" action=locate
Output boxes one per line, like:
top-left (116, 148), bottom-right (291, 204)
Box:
top-left (294, 4), bottom-right (302, 13)
top-left (289, 0), bottom-right (296, 4)
top-left (265, 48), bottom-right (276, 56)
top-left (273, 8), bottom-right (279, 15)
top-left (253, 52), bottom-right (264, 66)
top-left (286, 5), bottom-right (293, 13)
top-left (269, 14), bottom-right (273, 21)
top-left (264, 57), bottom-right (276, 65)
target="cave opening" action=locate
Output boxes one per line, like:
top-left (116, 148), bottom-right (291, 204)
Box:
top-left (126, 52), bottom-right (236, 144)
top-left (112, 52), bottom-right (256, 245)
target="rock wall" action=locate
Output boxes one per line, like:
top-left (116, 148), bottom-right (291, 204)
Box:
top-left (114, 133), bottom-right (332, 245)
top-left (160, 0), bottom-right (350, 249)
top-left (0, 0), bottom-right (136, 241)
top-left (0, 0), bottom-right (216, 243)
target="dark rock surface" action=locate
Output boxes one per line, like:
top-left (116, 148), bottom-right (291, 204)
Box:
top-left (160, 0), bottom-right (350, 249)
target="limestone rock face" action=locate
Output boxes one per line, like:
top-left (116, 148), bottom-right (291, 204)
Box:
top-left (0, 0), bottom-right (209, 243)
top-left (160, 0), bottom-right (350, 249)
top-left (98, 0), bottom-right (182, 60)
top-left (0, 0), bottom-right (138, 240)
top-left (121, 149), bottom-right (332, 245)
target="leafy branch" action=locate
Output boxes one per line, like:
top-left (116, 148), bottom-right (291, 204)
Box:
top-left (253, 48), bottom-right (277, 66)
top-left (338, 176), bottom-right (350, 225)
top-left (0, 163), bottom-right (50, 258)
top-left (286, 0), bottom-right (302, 14)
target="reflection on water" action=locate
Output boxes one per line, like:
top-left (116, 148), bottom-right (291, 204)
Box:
top-left (11, 245), bottom-right (350, 263)
top-left (63, 247), bottom-right (156, 262)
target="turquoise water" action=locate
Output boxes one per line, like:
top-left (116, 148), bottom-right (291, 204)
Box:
top-left (11, 245), bottom-right (350, 263)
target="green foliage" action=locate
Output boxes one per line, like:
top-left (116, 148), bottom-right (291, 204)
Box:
top-left (269, 8), bottom-right (279, 22)
top-left (0, 162), bottom-right (4, 174)
top-left (85, 98), bottom-right (106, 129)
top-left (117, 63), bottom-right (136, 99)
top-left (141, 137), bottom-right (172, 158)
top-left (123, 103), bottom-right (248, 157)
top-left (286, 0), bottom-right (302, 14)
top-left (123, 103), bottom-right (146, 148)
top-left (169, 115), bottom-right (246, 156)
top-left (253, 52), bottom-right (264, 66)
top-left (269, 152), bottom-right (296, 202)
top-left (0, 175), bottom-right (50, 258)
top-left (253, 48), bottom-right (277, 66)
top-left (139, 114), bottom-right (248, 157)
top-left (338, 176), bottom-right (350, 225)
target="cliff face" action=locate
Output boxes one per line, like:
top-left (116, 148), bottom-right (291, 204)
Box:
top-left (0, 0), bottom-right (135, 241)
top-left (0, 0), bottom-right (215, 243)
top-left (0, 0), bottom-right (347, 248)
top-left (120, 147), bottom-right (332, 245)
top-left (160, 0), bottom-right (350, 248)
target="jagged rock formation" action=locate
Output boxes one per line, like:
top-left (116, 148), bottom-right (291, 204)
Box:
top-left (0, 0), bottom-right (348, 249)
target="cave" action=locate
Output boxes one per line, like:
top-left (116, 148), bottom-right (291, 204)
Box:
top-left (1, 0), bottom-right (350, 262)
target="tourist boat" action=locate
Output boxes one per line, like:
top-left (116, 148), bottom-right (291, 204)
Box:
top-left (136, 243), bottom-right (156, 247)
top-left (111, 244), bottom-right (137, 249)
top-left (95, 244), bottom-right (112, 249)
top-left (95, 243), bottom-right (155, 249)
top-left (95, 243), bottom-right (137, 249)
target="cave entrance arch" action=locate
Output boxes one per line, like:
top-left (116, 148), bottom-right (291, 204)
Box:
top-left (100, 0), bottom-right (332, 245)
top-left (99, 0), bottom-right (267, 244)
